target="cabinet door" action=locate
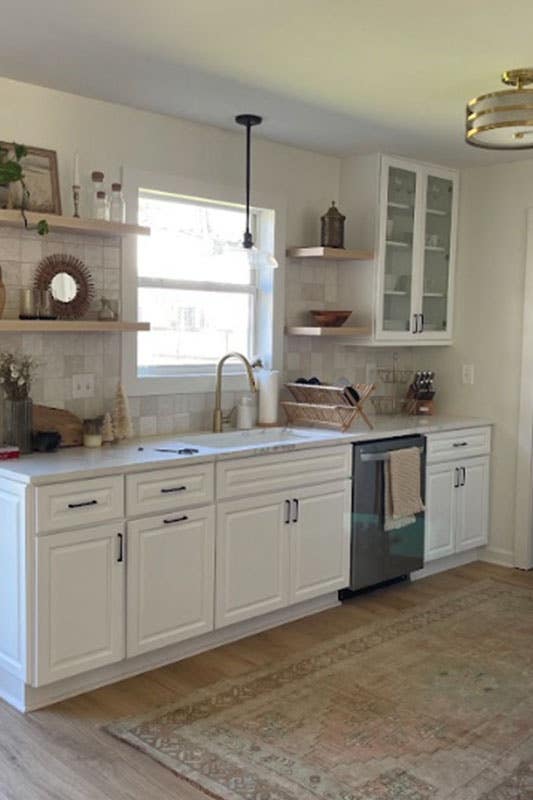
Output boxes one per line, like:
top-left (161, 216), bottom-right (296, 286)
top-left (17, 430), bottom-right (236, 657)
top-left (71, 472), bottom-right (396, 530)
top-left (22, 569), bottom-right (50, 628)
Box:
top-left (455, 456), bottom-right (490, 551)
top-left (425, 462), bottom-right (457, 561)
top-left (289, 481), bottom-right (351, 603)
top-left (216, 492), bottom-right (289, 628)
top-left (419, 168), bottom-right (457, 342)
top-left (35, 524), bottom-right (125, 686)
top-left (127, 507), bottom-right (215, 657)
top-left (377, 157), bottom-right (424, 341)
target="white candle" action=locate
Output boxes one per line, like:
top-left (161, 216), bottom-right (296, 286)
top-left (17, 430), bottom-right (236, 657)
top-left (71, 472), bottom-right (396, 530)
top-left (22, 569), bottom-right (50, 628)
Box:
top-left (73, 152), bottom-right (80, 186)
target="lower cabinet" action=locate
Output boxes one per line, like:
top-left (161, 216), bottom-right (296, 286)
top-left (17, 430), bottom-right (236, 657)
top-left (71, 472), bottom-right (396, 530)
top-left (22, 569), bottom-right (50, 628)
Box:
top-left (216, 480), bottom-right (351, 628)
top-left (127, 506), bottom-right (215, 657)
top-left (215, 491), bottom-right (289, 628)
top-left (426, 456), bottom-right (489, 562)
top-left (35, 523), bottom-right (125, 686)
top-left (289, 482), bottom-right (351, 604)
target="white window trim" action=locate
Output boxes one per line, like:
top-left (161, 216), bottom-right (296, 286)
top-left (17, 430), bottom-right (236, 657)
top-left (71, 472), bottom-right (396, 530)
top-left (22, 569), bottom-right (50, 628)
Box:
top-left (121, 169), bottom-right (286, 396)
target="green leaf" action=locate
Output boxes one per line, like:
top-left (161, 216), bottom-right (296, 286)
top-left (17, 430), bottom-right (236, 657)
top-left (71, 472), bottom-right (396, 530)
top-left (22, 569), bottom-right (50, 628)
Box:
top-left (13, 143), bottom-right (27, 162)
top-left (0, 161), bottom-right (23, 184)
top-left (37, 219), bottom-right (49, 236)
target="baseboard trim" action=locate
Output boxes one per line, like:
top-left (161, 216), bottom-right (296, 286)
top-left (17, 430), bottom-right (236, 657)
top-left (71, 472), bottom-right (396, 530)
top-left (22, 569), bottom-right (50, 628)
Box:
top-left (480, 547), bottom-right (515, 568)
top-left (3, 593), bottom-right (339, 713)
top-left (411, 549), bottom-right (480, 580)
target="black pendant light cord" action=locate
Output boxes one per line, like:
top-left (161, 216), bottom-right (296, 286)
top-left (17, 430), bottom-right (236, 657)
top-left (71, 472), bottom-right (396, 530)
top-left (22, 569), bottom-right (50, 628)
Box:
top-left (235, 114), bottom-right (262, 250)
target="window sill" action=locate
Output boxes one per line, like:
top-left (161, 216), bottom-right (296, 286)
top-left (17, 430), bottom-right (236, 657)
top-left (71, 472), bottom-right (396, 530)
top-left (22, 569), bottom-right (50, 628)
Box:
top-left (122, 370), bottom-right (254, 397)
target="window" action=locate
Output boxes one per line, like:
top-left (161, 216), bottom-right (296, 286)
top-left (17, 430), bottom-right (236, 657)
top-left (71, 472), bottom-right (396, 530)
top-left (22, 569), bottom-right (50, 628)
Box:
top-left (137, 191), bottom-right (257, 377)
top-left (121, 170), bottom-right (283, 396)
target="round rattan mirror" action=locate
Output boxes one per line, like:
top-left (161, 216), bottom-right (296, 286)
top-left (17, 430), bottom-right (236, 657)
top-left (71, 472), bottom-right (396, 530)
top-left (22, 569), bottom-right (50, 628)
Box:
top-left (34, 254), bottom-right (95, 319)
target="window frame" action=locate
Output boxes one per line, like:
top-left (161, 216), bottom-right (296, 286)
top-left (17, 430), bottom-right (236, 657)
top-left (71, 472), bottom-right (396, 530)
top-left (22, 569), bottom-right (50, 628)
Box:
top-left (121, 169), bottom-right (285, 396)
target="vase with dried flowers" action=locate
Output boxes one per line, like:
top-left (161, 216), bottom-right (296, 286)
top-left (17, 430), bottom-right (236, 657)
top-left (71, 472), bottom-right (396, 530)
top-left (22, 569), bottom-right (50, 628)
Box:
top-left (0, 352), bottom-right (37, 453)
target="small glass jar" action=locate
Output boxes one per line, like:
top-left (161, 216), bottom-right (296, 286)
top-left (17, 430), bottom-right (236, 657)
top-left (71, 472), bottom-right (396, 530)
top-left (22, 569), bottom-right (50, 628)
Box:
top-left (94, 190), bottom-right (109, 221)
top-left (91, 170), bottom-right (104, 210)
top-left (109, 182), bottom-right (126, 223)
top-left (19, 287), bottom-right (40, 320)
top-left (83, 417), bottom-right (103, 448)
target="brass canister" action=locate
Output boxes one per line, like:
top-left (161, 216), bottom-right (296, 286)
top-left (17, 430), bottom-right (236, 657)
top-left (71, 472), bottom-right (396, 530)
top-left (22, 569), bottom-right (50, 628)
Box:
top-left (320, 201), bottom-right (345, 249)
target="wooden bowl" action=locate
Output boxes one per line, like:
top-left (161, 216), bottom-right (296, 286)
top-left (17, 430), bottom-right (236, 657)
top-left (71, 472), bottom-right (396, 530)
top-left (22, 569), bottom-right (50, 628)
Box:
top-left (309, 309), bottom-right (352, 327)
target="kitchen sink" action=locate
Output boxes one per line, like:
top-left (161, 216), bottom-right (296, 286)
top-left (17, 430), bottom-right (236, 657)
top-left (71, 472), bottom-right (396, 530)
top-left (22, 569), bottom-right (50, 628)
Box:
top-left (178, 427), bottom-right (333, 451)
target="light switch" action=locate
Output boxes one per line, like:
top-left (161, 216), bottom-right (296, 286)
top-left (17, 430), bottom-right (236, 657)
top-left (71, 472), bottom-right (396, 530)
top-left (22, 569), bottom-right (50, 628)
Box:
top-left (462, 364), bottom-right (474, 385)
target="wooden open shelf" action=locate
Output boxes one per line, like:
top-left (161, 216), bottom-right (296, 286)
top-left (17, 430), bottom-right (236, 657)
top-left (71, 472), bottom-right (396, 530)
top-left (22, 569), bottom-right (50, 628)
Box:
top-left (286, 246), bottom-right (373, 261)
top-left (285, 325), bottom-right (371, 338)
top-left (0, 320), bottom-right (150, 333)
top-left (0, 209), bottom-right (150, 238)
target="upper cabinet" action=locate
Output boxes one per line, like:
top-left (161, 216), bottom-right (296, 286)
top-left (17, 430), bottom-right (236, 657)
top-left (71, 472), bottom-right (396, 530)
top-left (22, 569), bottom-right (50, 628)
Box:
top-left (339, 154), bottom-right (458, 346)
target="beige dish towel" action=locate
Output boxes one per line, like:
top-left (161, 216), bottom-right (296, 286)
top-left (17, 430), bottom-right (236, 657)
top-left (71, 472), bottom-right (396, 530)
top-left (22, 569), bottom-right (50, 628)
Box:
top-left (384, 447), bottom-right (425, 531)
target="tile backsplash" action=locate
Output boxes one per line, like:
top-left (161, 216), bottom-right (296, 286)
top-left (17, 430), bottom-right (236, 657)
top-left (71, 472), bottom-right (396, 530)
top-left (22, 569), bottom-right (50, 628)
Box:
top-left (0, 228), bottom-right (422, 440)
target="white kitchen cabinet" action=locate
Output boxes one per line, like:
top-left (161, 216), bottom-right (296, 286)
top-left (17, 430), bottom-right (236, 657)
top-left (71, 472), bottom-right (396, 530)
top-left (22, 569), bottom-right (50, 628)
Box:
top-left (425, 462), bottom-right (457, 561)
top-left (216, 478), bottom-right (351, 627)
top-left (216, 491), bottom-right (290, 628)
top-left (127, 506), bottom-right (215, 656)
top-left (290, 481), bottom-right (351, 603)
top-left (455, 457), bottom-right (490, 552)
top-left (339, 153), bottom-right (458, 346)
top-left (425, 456), bottom-right (489, 562)
top-left (35, 523), bottom-right (125, 686)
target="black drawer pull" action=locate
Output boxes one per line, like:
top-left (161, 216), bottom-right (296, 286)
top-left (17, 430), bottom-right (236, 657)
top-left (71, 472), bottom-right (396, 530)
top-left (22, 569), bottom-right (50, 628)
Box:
top-left (67, 499), bottom-right (98, 509)
top-left (163, 515), bottom-right (189, 525)
top-left (117, 533), bottom-right (124, 563)
top-left (161, 485), bottom-right (187, 494)
top-left (452, 442), bottom-right (468, 448)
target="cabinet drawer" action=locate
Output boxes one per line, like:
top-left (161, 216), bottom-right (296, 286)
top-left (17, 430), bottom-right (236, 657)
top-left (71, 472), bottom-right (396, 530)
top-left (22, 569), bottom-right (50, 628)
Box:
top-left (426, 427), bottom-right (491, 464)
top-left (126, 463), bottom-right (214, 517)
top-left (35, 476), bottom-right (124, 534)
top-left (217, 445), bottom-right (352, 500)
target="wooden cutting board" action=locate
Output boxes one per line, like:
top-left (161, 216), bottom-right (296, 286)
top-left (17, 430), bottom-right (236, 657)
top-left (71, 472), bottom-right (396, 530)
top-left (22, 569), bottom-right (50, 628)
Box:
top-left (32, 404), bottom-right (83, 447)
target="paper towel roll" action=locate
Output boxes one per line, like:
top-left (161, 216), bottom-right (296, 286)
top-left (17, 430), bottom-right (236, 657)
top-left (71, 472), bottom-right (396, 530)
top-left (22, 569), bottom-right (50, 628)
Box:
top-left (257, 369), bottom-right (279, 425)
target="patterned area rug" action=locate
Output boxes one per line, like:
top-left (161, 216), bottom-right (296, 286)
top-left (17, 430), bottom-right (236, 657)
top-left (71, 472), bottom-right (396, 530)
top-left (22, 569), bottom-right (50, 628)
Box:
top-left (108, 580), bottom-right (533, 799)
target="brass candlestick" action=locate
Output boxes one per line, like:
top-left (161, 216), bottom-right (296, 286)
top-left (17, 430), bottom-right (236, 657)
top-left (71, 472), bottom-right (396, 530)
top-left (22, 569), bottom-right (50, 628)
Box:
top-left (72, 185), bottom-right (81, 218)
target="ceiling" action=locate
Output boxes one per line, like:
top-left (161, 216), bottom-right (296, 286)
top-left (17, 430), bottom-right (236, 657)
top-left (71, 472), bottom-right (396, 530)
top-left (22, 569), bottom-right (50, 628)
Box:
top-left (2, 0), bottom-right (533, 166)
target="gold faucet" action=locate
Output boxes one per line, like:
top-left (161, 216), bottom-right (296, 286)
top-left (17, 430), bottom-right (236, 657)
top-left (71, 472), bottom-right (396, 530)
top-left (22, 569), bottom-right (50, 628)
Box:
top-left (213, 352), bottom-right (258, 433)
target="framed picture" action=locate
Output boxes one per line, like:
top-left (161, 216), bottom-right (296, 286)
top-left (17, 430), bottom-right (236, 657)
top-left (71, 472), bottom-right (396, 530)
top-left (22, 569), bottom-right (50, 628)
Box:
top-left (1, 143), bottom-right (61, 214)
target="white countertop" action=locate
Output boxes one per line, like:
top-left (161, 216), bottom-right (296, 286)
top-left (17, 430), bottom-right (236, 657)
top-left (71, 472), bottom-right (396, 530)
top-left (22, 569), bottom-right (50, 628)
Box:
top-left (0, 415), bottom-right (492, 485)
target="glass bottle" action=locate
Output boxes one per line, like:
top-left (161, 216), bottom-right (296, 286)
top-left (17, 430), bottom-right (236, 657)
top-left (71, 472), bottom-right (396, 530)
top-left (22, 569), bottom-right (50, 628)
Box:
top-left (94, 190), bottom-right (109, 221)
top-left (109, 182), bottom-right (126, 223)
top-left (91, 171), bottom-right (105, 217)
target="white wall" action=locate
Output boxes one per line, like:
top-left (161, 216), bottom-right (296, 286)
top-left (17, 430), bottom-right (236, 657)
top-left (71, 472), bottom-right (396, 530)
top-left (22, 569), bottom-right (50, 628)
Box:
top-left (429, 159), bottom-right (533, 565)
top-left (0, 77), bottom-right (339, 246)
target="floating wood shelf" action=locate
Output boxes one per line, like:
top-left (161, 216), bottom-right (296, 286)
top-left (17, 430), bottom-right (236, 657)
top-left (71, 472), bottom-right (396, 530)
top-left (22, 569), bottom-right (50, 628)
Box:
top-left (0, 209), bottom-right (150, 238)
top-left (285, 325), bottom-right (371, 338)
top-left (0, 320), bottom-right (150, 333)
top-left (286, 246), bottom-right (373, 261)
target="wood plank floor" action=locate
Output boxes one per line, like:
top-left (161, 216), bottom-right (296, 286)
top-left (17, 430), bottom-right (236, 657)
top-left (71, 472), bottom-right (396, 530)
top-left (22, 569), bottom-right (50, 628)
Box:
top-left (1, 562), bottom-right (532, 800)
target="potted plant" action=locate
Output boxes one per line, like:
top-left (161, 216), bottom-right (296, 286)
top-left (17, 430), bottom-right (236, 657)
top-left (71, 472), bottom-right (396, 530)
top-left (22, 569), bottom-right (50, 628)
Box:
top-left (0, 143), bottom-right (49, 235)
top-left (0, 352), bottom-right (38, 453)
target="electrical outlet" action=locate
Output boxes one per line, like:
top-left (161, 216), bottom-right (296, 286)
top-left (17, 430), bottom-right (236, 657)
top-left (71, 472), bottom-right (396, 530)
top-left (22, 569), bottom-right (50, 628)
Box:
top-left (72, 373), bottom-right (95, 399)
top-left (462, 364), bottom-right (474, 385)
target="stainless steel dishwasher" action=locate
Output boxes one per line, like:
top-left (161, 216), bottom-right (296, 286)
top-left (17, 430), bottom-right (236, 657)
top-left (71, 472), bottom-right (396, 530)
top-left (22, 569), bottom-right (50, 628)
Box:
top-left (346, 436), bottom-right (425, 592)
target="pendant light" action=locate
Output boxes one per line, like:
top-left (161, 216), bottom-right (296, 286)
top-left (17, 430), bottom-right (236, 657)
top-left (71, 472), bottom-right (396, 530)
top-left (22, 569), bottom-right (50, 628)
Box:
top-left (466, 68), bottom-right (533, 149)
top-left (235, 114), bottom-right (278, 269)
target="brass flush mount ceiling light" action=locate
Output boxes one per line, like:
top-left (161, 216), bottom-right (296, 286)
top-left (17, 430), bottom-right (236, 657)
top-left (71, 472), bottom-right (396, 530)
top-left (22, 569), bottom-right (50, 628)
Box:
top-left (466, 68), bottom-right (533, 149)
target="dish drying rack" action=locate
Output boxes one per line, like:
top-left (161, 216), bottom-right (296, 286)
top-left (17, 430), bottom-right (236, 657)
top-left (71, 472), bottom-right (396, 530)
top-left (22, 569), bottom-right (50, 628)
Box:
top-left (282, 382), bottom-right (376, 431)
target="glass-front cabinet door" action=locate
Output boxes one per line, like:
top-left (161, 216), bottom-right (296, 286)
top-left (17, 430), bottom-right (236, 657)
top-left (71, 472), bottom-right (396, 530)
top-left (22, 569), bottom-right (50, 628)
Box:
top-left (376, 156), bottom-right (457, 344)
top-left (378, 159), bottom-right (422, 340)
top-left (420, 171), bottom-right (456, 340)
